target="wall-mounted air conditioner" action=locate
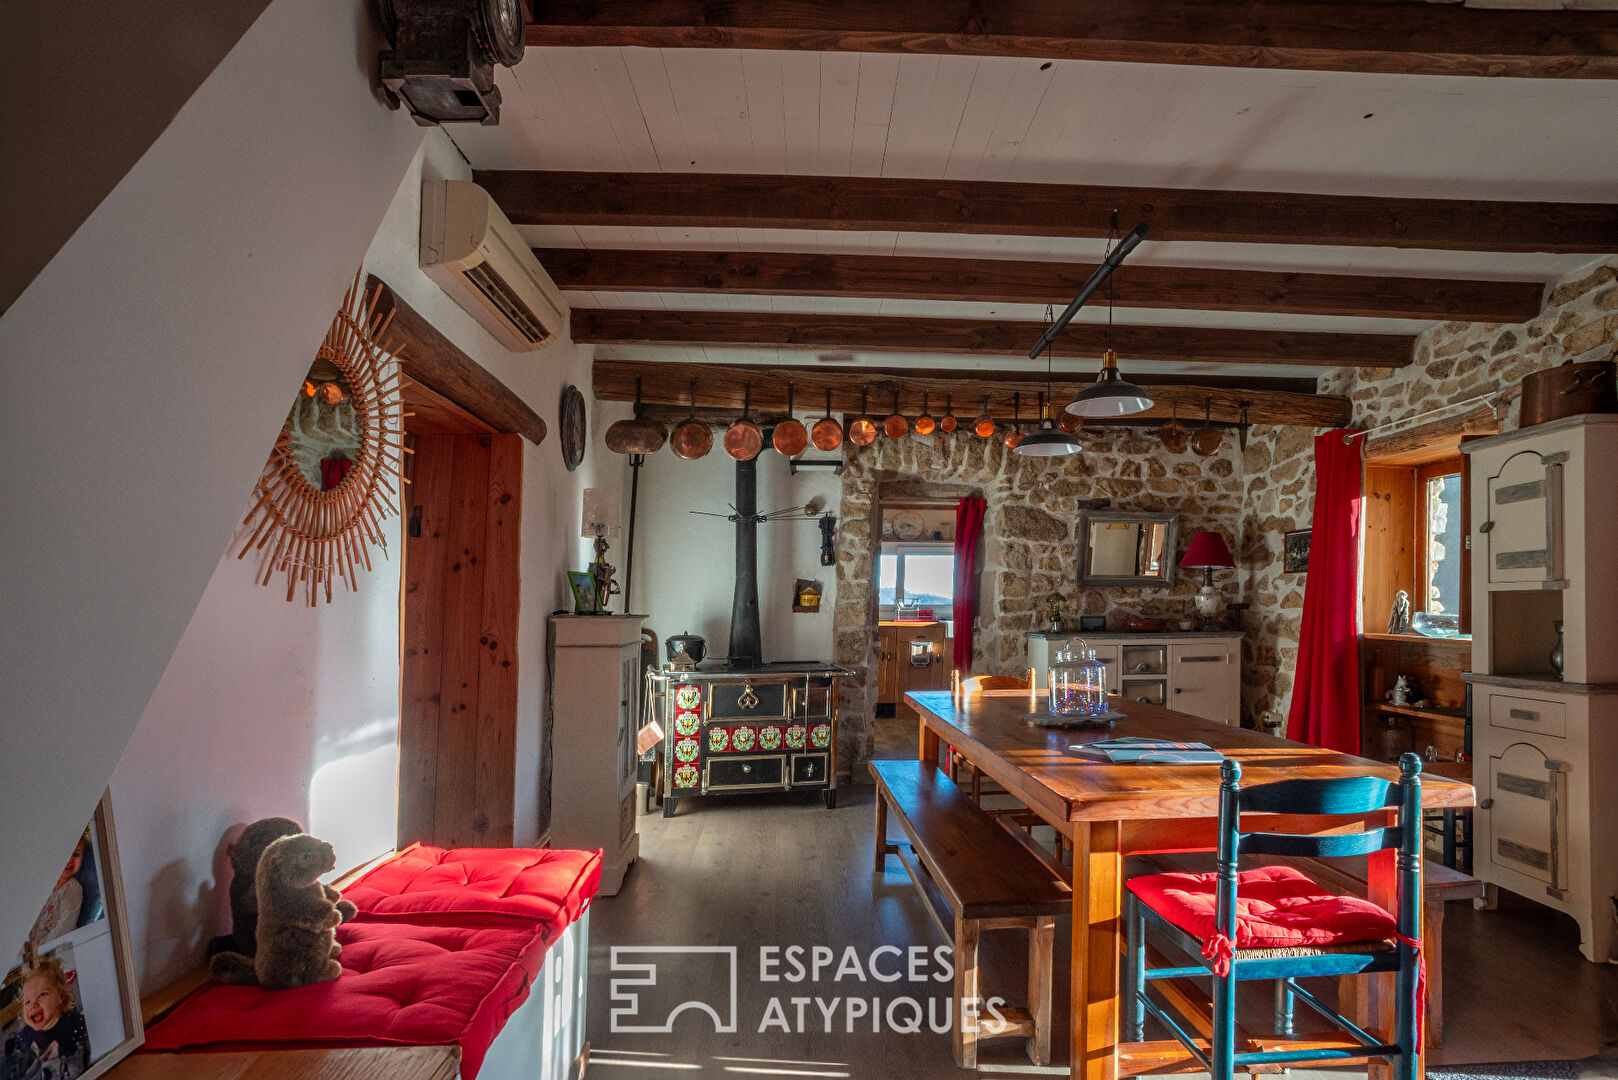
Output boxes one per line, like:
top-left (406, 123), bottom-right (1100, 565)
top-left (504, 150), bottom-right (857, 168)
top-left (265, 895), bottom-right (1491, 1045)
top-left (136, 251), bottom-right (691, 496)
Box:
top-left (420, 180), bottom-right (568, 352)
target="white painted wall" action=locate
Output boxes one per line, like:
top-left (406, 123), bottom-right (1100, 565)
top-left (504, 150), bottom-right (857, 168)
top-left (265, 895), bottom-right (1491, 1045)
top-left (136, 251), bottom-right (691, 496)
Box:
top-left (631, 448), bottom-right (841, 663)
top-left (0, 0), bottom-right (425, 953)
top-left (100, 128), bottom-right (630, 991)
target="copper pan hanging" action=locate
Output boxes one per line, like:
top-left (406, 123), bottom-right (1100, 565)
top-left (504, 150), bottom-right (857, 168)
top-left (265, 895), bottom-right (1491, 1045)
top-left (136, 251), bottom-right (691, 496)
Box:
top-left (914, 392), bottom-right (936, 435)
top-left (974, 395), bottom-right (995, 438)
top-left (1159, 397), bottom-right (1190, 453)
top-left (848, 389), bottom-right (878, 447)
top-left (772, 382), bottom-right (809, 456)
top-left (604, 377), bottom-right (668, 455)
top-left (811, 388), bottom-right (843, 451)
top-left (939, 393), bottom-right (958, 433)
top-left (725, 383), bottom-right (764, 460)
top-left (670, 379), bottom-right (712, 460)
top-left (884, 389), bottom-right (909, 439)
top-left (1190, 397), bottom-right (1224, 457)
top-left (1004, 392), bottom-right (1024, 449)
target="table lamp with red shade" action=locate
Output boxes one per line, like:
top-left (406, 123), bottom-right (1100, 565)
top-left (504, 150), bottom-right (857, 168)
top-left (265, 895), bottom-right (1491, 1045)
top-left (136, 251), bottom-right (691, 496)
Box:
top-left (1180, 531), bottom-right (1236, 630)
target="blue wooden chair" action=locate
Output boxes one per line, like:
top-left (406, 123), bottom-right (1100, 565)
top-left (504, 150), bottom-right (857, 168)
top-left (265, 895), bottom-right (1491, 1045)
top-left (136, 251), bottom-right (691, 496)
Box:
top-left (1123, 753), bottom-right (1425, 1080)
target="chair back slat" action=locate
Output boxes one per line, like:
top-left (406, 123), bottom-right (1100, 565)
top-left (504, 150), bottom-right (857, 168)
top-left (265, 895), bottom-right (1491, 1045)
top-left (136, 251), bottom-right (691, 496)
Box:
top-left (1236, 774), bottom-right (1396, 816)
top-left (1239, 827), bottom-right (1401, 859)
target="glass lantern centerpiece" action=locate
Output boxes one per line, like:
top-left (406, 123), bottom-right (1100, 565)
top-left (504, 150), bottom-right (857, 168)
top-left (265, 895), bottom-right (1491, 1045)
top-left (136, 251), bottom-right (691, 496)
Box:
top-left (1048, 641), bottom-right (1109, 718)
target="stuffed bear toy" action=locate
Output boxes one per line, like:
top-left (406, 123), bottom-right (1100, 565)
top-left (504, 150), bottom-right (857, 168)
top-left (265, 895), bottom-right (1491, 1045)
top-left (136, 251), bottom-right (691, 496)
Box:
top-left (206, 817), bottom-right (307, 959)
top-left (209, 833), bottom-right (355, 988)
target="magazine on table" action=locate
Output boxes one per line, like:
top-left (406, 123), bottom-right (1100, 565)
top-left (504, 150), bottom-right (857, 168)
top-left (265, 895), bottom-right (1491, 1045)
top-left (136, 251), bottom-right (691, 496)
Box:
top-left (1066, 737), bottom-right (1226, 765)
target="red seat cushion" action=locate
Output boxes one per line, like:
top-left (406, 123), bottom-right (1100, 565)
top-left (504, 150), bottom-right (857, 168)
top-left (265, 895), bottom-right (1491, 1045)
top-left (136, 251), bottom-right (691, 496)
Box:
top-left (1127, 865), bottom-right (1398, 952)
top-left (142, 922), bottom-right (554, 1079)
top-left (343, 843), bottom-right (601, 930)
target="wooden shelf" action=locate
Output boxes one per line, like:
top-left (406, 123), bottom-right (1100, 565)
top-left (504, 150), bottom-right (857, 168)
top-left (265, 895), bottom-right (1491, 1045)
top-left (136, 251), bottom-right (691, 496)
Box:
top-left (1361, 632), bottom-right (1472, 645)
top-left (1366, 701), bottom-right (1467, 724)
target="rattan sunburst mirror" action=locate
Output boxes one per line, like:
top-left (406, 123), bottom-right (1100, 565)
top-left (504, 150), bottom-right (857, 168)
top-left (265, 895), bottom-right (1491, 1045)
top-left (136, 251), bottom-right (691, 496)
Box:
top-left (237, 273), bottom-right (409, 605)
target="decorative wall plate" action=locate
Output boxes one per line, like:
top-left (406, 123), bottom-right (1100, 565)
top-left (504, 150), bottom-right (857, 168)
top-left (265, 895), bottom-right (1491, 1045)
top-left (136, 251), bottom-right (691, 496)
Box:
top-left (238, 273), bottom-right (407, 605)
top-left (560, 385), bottom-right (586, 471)
top-left (893, 510), bottom-right (925, 540)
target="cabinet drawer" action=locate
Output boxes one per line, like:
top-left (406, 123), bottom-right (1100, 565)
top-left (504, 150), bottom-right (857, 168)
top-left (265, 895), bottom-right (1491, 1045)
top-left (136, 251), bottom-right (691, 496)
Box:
top-left (710, 680), bottom-right (789, 719)
top-left (1488, 694), bottom-right (1567, 738)
top-left (705, 754), bottom-right (787, 791)
top-left (791, 752), bottom-right (830, 787)
top-left (1123, 678), bottom-right (1166, 706)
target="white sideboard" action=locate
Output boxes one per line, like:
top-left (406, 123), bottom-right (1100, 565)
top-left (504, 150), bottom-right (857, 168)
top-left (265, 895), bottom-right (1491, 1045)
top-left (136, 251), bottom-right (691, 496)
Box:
top-left (1027, 631), bottom-right (1243, 725)
top-left (1462, 414), bottom-right (1618, 963)
top-left (547, 614), bottom-right (644, 895)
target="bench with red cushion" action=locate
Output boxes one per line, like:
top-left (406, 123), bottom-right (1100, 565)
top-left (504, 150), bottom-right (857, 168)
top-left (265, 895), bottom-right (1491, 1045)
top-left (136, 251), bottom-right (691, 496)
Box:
top-left (142, 922), bottom-right (553, 1079)
top-left (342, 843), bottom-right (602, 930)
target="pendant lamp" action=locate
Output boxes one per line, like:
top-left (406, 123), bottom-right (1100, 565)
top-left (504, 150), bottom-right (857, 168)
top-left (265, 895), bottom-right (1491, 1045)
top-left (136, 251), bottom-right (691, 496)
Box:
top-left (1065, 223), bottom-right (1153, 419)
top-left (1016, 306), bottom-right (1081, 457)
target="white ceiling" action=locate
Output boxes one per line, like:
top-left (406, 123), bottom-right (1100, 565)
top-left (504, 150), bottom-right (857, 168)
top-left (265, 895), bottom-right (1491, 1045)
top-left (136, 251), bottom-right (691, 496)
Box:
top-left (447, 47), bottom-right (1618, 379)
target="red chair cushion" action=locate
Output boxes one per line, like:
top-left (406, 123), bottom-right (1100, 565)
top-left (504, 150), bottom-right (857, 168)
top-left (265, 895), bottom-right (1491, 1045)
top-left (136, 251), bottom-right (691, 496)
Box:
top-left (142, 922), bottom-right (554, 1079)
top-left (1127, 865), bottom-right (1398, 951)
top-left (343, 843), bottom-right (601, 930)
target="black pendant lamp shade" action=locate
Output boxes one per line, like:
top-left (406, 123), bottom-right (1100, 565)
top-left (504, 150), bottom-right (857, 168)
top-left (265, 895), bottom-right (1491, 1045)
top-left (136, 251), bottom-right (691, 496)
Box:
top-left (1066, 348), bottom-right (1153, 417)
top-left (1015, 392), bottom-right (1081, 457)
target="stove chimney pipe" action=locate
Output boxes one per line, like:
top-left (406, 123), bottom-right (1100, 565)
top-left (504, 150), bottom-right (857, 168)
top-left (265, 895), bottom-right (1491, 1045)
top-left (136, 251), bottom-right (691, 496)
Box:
top-left (728, 457), bottom-right (763, 668)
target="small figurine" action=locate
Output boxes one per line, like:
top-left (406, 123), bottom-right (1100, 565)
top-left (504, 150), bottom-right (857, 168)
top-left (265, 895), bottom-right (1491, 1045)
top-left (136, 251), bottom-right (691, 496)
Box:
top-left (1387, 590), bottom-right (1411, 635)
top-left (1386, 675), bottom-right (1414, 707)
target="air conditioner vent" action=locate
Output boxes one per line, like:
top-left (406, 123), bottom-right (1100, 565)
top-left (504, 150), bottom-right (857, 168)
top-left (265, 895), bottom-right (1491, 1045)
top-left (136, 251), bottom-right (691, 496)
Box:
top-left (462, 262), bottom-right (552, 347)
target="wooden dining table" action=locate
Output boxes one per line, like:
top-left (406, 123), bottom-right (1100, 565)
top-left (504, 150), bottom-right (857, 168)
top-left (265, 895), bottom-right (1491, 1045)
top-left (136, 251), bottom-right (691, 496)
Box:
top-left (905, 688), bottom-right (1475, 1080)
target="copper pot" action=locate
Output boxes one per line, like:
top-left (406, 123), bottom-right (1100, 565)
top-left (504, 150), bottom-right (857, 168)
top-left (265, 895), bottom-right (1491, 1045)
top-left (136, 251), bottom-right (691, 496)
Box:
top-left (1159, 399), bottom-right (1190, 453)
top-left (604, 378), bottom-right (668, 455)
top-left (811, 389), bottom-right (843, 451)
top-left (939, 393), bottom-right (958, 433)
top-left (915, 392), bottom-right (936, 435)
top-left (1057, 408), bottom-right (1083, 434)
top-left (848, 389), bottom-right (878, 447)
top-left (725, 383), bottom-right (763, 460)
top-left (1189, 398), bottom-right (1222, 457)
top-left (884, 390), bottom-right (909, 439)
top-left (670, 379), bottom-right (712, 460)
top-left (974, 395), bottom-right (995, 438)
top-left (1520, 358), bottom-right (1618, 428)
top-left (772, 383), bottom-right (809, 456)
top-left (1004, 392), bottom-right (1024, 448)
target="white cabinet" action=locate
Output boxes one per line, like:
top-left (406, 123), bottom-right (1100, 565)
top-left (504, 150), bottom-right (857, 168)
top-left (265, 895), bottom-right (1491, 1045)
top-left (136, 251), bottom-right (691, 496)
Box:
top-left (1028, 632), bottom-right (1242, 725)
top-left (547, 614), bottom-right (644, 896)
top-left (1464, 415), bottom-right (1618, 963)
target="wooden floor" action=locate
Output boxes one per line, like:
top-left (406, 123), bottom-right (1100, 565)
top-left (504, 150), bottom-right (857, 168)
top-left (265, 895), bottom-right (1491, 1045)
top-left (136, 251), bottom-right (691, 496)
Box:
top-left (586, 712), bottom-right (1617, 1077)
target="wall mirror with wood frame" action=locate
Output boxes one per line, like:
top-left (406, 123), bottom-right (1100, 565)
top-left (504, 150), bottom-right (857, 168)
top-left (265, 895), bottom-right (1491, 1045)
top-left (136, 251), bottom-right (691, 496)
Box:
top-left (1076, 511), bottom-right (1178, 588)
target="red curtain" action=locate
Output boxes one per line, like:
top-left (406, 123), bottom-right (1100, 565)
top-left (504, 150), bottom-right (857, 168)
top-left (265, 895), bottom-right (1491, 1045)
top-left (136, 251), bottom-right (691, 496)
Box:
top-left (1286, 429), bottom-right (1364, 752)
top-left (952, 497), bottom-right (987, 671)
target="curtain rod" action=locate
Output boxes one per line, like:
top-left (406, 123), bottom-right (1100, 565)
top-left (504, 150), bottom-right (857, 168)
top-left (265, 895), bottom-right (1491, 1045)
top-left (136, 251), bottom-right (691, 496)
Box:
top-left (1341, 393), bottom-right (1497, 444)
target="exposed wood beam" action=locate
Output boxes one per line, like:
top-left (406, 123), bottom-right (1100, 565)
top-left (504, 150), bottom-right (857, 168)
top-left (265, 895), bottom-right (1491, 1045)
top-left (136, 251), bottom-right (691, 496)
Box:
top-left (537, 248), bottom-right (1545, 323)
top-left (573, 310), bottom-right (1415, 369)
top-left (368, 276), bottom-right (547, 445)
top-left (525, 0), bottom-right (1618, 79)
top-left (478, 171), bottom-right (1618, 255)
top-left (1363, 401), bottom-right (1501, 465)
top-left (593, 359), bottom-right (1353, 428)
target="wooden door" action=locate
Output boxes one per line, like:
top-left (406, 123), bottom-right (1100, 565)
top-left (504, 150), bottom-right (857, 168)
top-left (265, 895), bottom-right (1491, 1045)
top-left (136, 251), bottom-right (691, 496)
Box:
top-left (877, 625), bottom-right (900, 705)
top-left (398, 430), bottom-right (523, 848)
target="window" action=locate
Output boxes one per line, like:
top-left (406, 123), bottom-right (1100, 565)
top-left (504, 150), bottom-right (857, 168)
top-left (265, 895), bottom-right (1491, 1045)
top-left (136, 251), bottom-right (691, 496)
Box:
top-left (878, 543), bottom-right (955, 615)
top-left (1421, 471), bottom-right (1463, 616)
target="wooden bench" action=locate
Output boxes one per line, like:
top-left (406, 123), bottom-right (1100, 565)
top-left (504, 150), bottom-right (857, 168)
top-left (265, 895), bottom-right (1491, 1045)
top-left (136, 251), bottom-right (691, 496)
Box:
top-left (1138, 851), bottom-right (1483, 1049)
top-left (870, 759), bottom-right (1071, 1068)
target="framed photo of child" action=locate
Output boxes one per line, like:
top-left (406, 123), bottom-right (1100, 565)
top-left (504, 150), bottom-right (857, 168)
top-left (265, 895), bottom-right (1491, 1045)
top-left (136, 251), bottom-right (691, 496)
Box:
top-left (3, 791), bottom-right (142, 1080)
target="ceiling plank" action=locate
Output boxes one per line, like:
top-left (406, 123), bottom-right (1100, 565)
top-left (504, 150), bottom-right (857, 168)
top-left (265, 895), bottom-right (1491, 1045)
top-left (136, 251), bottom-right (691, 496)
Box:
top-left (525, 0), bottom-right (1618, 79)
top-left (479, 171), bottom-right (1618, 255)
top-left (573, 310), bottom-right (1415, 368)
top-left (592, 358), bottom-right (1353, 428)
top-left (536, 248), bottom-right (1545, 323)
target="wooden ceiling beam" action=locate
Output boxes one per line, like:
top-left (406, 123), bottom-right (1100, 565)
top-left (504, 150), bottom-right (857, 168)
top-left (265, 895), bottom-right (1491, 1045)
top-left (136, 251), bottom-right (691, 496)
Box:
top-left (536, 248), bottom-right (1545, 323)
top-left (572, 310), bottom-right (1414, 369)
top-left (525, 0), bottom-right (1618, 79)
top-left (478, 171), bottom-right (1618, 255)
top-left (592, 359), bottom-right (1353, 428)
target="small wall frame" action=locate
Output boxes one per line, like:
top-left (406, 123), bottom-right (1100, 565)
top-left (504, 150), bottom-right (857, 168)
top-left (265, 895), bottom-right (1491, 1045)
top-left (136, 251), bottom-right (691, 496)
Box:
top-left (237, 273), bottom-right (409, 605)
top-left (5, 790), bottom-right (143, 1079)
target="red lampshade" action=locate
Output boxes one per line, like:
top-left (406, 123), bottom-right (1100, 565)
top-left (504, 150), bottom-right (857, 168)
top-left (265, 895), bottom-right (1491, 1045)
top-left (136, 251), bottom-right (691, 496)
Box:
top-left (1181, 530), bottom-right (1235, 569)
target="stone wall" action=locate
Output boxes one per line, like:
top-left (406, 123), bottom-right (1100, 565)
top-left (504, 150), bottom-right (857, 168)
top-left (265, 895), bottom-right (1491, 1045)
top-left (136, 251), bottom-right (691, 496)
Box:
top-left (1240, 258), bottom-right (1618, 728)
top-left (831, 427), bottom-right (1245, 774)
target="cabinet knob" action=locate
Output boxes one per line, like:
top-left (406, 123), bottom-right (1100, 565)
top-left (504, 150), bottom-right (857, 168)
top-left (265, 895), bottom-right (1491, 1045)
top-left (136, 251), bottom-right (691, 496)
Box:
top-left (742, 763), bottom-right (752, 774)
top-left (1479, 798), bottom-right (1494, 810)
top-left (1173, 688), bottom-right (1182, 694)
